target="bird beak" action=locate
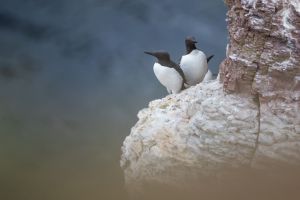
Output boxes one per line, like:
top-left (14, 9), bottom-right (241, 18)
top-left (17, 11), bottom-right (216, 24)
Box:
top-left (191, 38), bottom-right (198, 43)
top-left (144, 51), bottom-right (155, 56)
top-left (186, 36), bottom-right (198, 43)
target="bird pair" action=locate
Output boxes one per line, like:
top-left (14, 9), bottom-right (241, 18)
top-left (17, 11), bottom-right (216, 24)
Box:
top-left (145, 37), bottom-right (213, 94)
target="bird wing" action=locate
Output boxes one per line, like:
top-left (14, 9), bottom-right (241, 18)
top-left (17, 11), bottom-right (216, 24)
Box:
top-left (207, 55), bottom-right (214, 63)
top-left (170, 61), bottom-right (186, 84)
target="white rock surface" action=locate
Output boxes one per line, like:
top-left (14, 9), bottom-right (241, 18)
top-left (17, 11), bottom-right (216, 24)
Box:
top-left (121, 81), bottom-right (259, 188)
top-left (121, 82), bottom-right (300, 192)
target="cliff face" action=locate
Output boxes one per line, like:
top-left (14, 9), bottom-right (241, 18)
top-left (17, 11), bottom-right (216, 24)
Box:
top-left (121, 81), bottom-right (260, 192)
top-left (121, 0), bottom-right (300, 195)
top-left (220, 0), bottom-right (300, 166)
top-left (221, 0), bottom-right (300, 95)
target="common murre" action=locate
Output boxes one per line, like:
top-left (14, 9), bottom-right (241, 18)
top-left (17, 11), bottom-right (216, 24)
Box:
top-left (144, 51), bottom-right (185, 94)
top-left (203, 55), bottom-right (214, 82)
top-left (203, 69), bottom-right (213, 82)
top-left (180, 36), bottom-right (213, 86)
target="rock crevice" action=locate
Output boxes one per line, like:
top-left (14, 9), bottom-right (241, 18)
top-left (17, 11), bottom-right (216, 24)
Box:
top-left (251, 94), bottom-right (261, 166)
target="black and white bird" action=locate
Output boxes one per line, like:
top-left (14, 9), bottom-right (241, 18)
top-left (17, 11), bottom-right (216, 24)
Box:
top-left (180, 37), bottom-right (214, 86)
top-left (144, 51), bottom-right (185, 94)
top-left (202, 68), bottom-right (213, 82)
top-left (203, 55), bottom-right (214, 82)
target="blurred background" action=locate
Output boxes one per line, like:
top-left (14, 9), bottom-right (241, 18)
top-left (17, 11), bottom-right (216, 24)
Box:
top-left (0, 0), bottom-right (227, 199)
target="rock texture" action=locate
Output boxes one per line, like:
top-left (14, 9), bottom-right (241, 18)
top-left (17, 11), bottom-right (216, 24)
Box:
top-left (121, 81), bottom-right (260, 190)
top-left (121, 0), bottom-right (300, 194)
top-left (220, 0), bottom-right (300, 166)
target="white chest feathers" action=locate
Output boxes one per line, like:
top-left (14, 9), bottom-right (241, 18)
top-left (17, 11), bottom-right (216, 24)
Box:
top-left (180, 49), bottom-right (208, 86)
top-left (153, 63), bottom-right (183, 94)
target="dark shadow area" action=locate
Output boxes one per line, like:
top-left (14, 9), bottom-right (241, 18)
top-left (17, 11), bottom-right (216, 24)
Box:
top-left (0, 11), bottom-right (49, 39)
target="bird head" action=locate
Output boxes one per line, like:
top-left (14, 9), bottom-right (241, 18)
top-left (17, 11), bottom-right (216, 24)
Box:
top-left (144, 51), bottom-right (170, 62)
top-left (185, 36), bottom-right (198, 46)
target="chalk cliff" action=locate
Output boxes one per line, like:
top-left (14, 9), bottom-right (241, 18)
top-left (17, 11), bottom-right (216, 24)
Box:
top-left (121, 0), bottom-right (300, 195)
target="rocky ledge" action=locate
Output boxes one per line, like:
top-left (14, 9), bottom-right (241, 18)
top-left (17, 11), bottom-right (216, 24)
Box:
top-left (121, 0), bottom-right (300, 196)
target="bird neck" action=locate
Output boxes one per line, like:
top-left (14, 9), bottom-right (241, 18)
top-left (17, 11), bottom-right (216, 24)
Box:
top-left (186, 44), bottom-right (197, 54)
top-left (158, 59), bottom-right (170, 67)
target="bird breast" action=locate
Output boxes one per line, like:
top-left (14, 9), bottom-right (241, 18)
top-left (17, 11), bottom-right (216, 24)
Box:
top-left (153, 63), bottom-right (183, 91)
top-left (180, 49), bottom-right (208, 85)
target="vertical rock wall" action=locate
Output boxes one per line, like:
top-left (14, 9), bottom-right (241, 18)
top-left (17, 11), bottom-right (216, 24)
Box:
top-left (220, 0), bottom-right (300, 166)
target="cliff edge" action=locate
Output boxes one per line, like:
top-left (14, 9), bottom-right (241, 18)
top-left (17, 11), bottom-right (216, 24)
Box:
top-left (121, 0), bottom-right (300, 196)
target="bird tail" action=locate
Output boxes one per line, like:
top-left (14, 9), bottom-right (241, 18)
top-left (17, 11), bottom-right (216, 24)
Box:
top-left (181, 82), bottom-right (186, 90)
top-left (182, 83), bottom-right (191, 90)
top-left (207, 55), bottom-right (214, 63)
